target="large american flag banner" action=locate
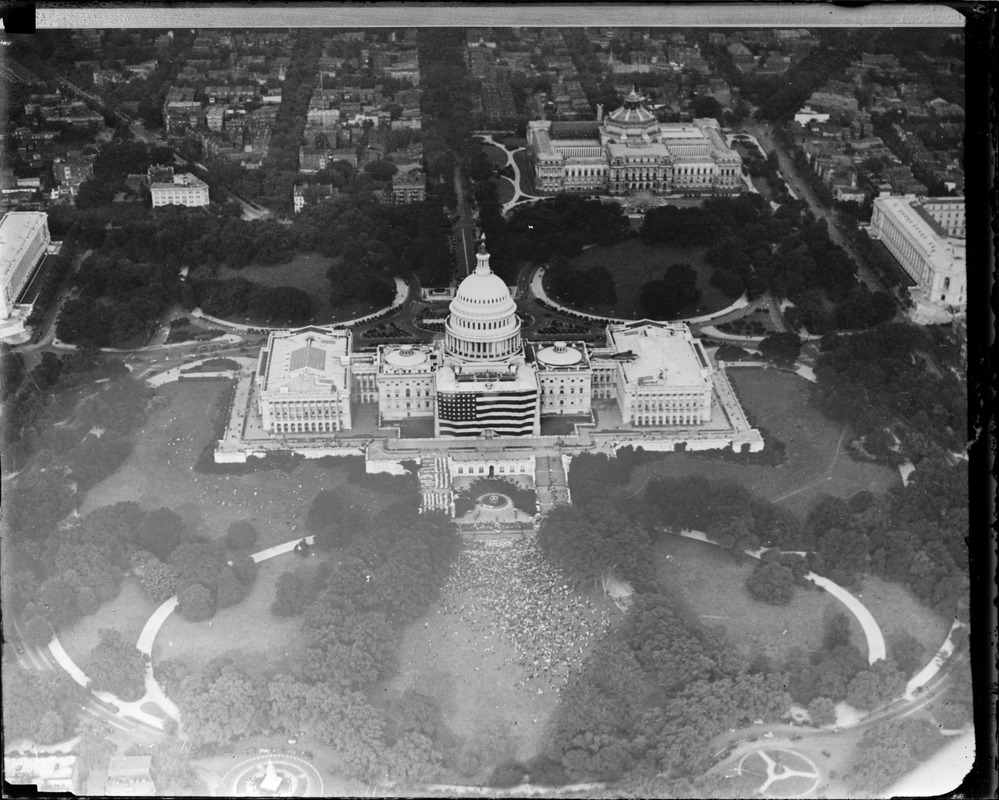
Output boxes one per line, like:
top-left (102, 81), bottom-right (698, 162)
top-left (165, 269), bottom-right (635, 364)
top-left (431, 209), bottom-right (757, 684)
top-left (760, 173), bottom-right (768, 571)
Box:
top-left (438, 390), bottom-right (537, 437)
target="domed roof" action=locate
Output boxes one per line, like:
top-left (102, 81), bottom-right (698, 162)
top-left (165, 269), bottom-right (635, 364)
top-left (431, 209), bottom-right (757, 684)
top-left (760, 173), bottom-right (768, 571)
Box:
top-left (606, 90), bottom-right (657, 126)
top-left (384, 345), bottom-right (428, 368)
top-left (449, 237), bottom-right (517, 321)
top-left (536, 341), bottom-right (583, 366)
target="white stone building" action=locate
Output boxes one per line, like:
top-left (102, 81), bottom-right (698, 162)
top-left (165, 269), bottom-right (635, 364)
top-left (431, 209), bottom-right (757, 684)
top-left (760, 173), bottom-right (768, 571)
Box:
top-left (256, 328), bottom-right (353, 435)
top-left (247, 239), bottom-right (735, 443)
top-left (0, 211), bottom-right (50, 319)
top-left (605, 322), bottom-right (714, 427)
top-left (869, 194), bottom-right (966, 309)
top-left (528, 91), bottom-right (742, 196)
top-left (150, 173), bottom-right (210, 208)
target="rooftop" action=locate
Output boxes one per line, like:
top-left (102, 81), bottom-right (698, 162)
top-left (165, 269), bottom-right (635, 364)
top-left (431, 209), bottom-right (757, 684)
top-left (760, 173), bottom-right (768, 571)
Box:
top-left (0, 212), bottom-right (49, 285)
top-left (261, 327), bottom-right (351, 395)
top-left (607, 322), bottom-right (711, 388)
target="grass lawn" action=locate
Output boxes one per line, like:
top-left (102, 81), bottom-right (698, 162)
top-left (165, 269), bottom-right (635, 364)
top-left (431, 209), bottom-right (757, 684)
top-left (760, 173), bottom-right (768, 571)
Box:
top-left (653, 535), bottom-right (862, 663)
top-left (80, 381), bottom-right (391, 550)
top-left (562, 238), bottom-right (734, 319)
top-left (216, 253), bottom-right (386, 325)
top-left (60, 578), bottom-right (158, 668)
top-left (494, 177), bottom-right (516, 205)
top-left (480, 143), bottom-right (508, 170)
top-left (856, 575), bottom-right (950, 658)
top-left (154, 555), bottom-right (307, 676)
top-left (624, 368), bottom-right (900, 519)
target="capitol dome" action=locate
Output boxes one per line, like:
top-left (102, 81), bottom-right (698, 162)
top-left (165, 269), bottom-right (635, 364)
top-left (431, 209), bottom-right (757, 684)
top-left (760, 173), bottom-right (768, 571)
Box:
top-left (444, 237), bottom-right (522, 361)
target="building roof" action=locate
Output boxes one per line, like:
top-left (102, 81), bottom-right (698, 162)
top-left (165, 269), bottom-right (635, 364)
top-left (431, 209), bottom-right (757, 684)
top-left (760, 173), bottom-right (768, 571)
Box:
top-left (261, 327), bottom-right (351, 396)
top-left (436, 361), bottom-right (537, 393)
top-left (449, 239), bottom-right (517, 323)
top-left (607, 322), bottom-right (711, 388)
top-left (874, 195), bottom-right (966, 276)
top-left (150, 173), bottom-right (208, 191)
top-left (1, 211), bottom-right (48, 286)
top-left (535, 341), bottom-right (585, 367)
top-left (381, 343), bottom-right (433, 371)
top-left (108, 755), bottom-right (152, 778)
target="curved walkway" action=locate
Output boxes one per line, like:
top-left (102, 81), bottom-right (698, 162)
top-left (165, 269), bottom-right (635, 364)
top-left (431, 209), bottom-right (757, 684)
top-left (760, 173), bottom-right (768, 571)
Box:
top-left (190, 277), bottom-right (409, 333)
top-left (673, 529), bottom-right (886, 663)
top-left (476, 135), bottom-right (544, 216)
top-left (903, 618), bottom-right (965, 699)
top-left (531, 264), bottom-right (751, 325)
top-left (134, 535), bottom-right (318, 723)
top-left (44, 534), bottom-right (318, 733)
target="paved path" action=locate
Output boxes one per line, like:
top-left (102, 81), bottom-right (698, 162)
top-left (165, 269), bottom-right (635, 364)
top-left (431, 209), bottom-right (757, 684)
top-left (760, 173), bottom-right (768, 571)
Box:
top-left (531, 265), bottom-right (751, 325)
top-left (43, 534), bottom-right (319, 733)
top-left (45, 639), bottom-right (170, 730)
top-left (190, 277), bottom-right (409, 332)
top-left (903, 618), bottom-right (965, 699)
top-left (476, 135), bottom-right (544, 216)
top-left (671, 529), bottom-right (886, 664)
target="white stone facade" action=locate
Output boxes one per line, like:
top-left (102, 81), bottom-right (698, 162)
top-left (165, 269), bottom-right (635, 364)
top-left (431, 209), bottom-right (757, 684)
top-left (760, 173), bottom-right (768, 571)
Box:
top-left (150, 173), bottom-right (210, 208)
top-left (0, 211), bottom-right (50, 319)
top-left (869, 195), bottom-right (966, 309)
top-left (256, 328), bottom-right (353, 435)
top-left (528, 92), bottom-right (742, 196)
top-left (605, 322), bottom-right (714, 427)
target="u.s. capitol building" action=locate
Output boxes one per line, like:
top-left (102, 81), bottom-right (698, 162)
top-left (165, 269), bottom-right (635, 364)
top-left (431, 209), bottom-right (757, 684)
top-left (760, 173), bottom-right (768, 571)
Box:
top-left (253, 239), bottom-right (717, 440)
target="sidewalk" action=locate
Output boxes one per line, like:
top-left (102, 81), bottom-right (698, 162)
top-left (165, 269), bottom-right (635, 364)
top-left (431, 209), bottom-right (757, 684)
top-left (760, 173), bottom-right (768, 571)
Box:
top-left (190, 277), bottom-right (409, 333)
top-left (669, 529), bottom-right (886, 664)
top-left (531, 265), bottom-right (750, 325)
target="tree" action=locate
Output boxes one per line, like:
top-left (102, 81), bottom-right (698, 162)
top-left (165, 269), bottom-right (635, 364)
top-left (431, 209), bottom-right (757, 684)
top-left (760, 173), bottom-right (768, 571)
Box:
top-left (806, 696), bottom-right (837, 726)
top-left (364, 159), bottom-right (399, 182)
top-left (746, 560), bottom-right (796, 604)
top-left (177, 583), bottom-right (216, 622)
top-left (87, 628), bottom-right (147, 702)
top-left (846, 660), bottom-right (906, 710)
top-left (224, 520), bottom-right (259, 550)
top-left (175, 659), bottom-right (261, 746)
top-left (888, 630), bottom-right (926, 677)
top-left (639, 264), bottom-right (701, 320)
top-left (488, 760), bottom-right (528, 788)
top-left (139, 508), bottom-right (184, 561)
top-left (131, 550), bottom-right (180, 603)
top-left (759, 331), bottom-right (802, 365)
top-left (272, 572), bottom-right (311, 617)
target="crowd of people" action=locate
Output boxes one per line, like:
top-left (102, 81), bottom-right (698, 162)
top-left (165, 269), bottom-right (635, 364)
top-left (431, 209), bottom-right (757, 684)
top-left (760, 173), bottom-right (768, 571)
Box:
top-left (439, 539), bottom-right (613, 693)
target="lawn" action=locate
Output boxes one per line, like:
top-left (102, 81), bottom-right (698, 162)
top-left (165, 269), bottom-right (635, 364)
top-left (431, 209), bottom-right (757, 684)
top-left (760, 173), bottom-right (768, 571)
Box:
top-left (79, 380), bottom-right (389, 551)
top-left (216, 252), bottom-right (388, 325)
top-left (494, 177), bottom-right (516, 205)
top-left (60, 578), bottom-right (159, 668)
top-left (653, 535), bottom-right (862, 663)
top-left (480, 143), bottom-right (509, 170)
top-left (624, 368), bottom-right (900, 519)
top-left (154, 555), bottom-right (307, 676)
top-left (856, 575), bottom-right (950, 658)
top-left (561, 238), bottom-right (735, 320)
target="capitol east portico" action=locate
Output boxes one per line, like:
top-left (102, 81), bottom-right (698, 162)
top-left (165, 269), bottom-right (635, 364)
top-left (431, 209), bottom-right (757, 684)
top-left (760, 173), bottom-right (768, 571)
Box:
top-left (218, 236), bottom-right (763, 521)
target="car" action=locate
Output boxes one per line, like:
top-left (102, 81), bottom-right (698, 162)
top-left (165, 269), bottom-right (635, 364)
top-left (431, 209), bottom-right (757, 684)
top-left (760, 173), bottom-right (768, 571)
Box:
top-left (287, 738), bottom-right (297, 744)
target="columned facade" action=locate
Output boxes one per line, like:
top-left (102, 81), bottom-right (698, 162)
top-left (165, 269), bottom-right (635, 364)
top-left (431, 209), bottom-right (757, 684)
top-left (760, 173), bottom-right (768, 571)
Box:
top-left (443, 241), bottom-right (523, 362)
top-left (527, 92), bottom-right (743, 197)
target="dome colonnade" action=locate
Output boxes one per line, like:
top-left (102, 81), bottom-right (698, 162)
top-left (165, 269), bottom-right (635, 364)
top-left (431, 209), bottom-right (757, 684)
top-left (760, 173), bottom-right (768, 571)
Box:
top-left (444, 238), bottom-right (523, 362)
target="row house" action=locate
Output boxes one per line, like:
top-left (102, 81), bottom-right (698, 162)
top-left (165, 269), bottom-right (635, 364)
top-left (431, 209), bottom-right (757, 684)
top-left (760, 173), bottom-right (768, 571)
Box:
top-left (391, 166), bottom-right (427, 204)
top-left (293, 183), bottom-right (338, 212)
